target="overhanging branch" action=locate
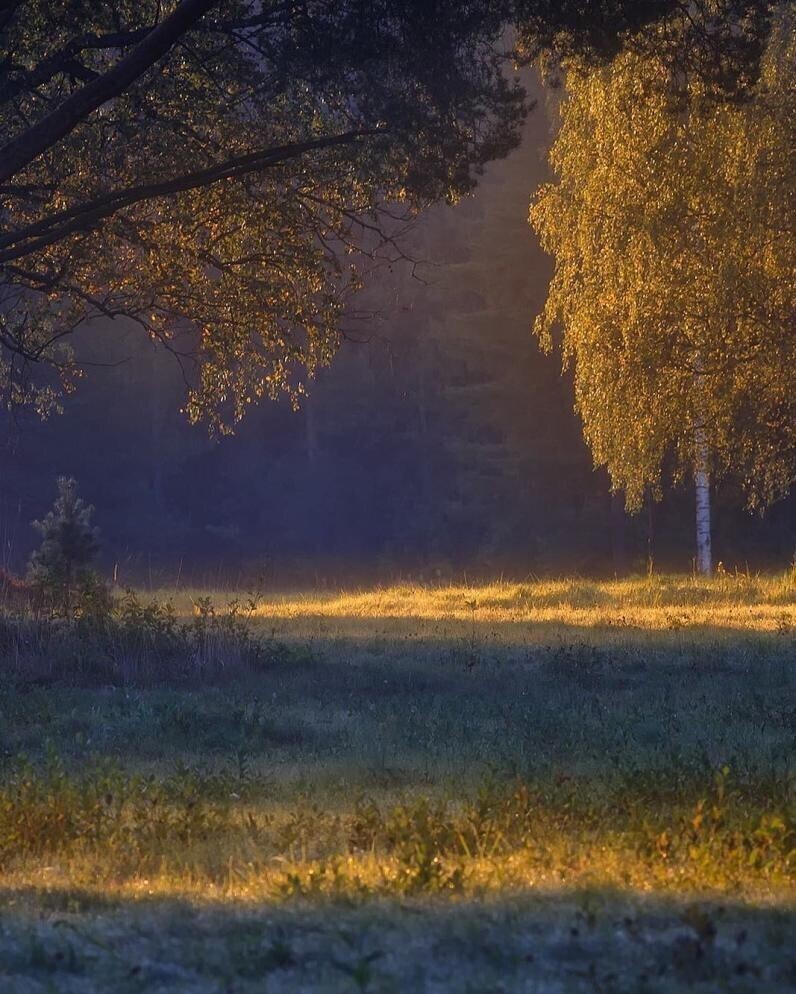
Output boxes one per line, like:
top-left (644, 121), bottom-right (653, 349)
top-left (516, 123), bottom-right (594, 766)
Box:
top-left (0, 129), bottom-right (378, 262)
top-left (0, 0), bottom-right (220, 184)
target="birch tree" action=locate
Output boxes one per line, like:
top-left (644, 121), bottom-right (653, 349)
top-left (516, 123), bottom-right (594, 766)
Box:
top-left (530, 8), bottom-right (795, 572)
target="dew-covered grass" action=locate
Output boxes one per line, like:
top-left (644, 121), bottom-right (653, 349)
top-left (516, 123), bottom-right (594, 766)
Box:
top-left (0, 573), bottom-right (793, 991)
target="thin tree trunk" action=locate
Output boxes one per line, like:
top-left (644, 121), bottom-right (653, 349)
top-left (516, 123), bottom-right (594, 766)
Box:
top-left (694, 421), bottom-right (712, 576)
top-left (693, 354), bottom-right (712, 576)
top-left (150, 346), bottom-right (163, 511)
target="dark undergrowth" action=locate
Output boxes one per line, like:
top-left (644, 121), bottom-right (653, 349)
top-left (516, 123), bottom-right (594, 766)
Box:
top-left (0, 590), bottom-right (297, 685)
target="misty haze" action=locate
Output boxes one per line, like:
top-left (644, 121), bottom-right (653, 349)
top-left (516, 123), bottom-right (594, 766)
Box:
top-left (0, 3), bottom-right (793, 993)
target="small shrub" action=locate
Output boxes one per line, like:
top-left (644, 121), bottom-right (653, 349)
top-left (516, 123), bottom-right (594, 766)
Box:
top-left (28, 477), bottom-right (105, 616)
top-left (0, 589), bottom-right (278, 686)
top-left (0, 754), bottom-right (236, 873)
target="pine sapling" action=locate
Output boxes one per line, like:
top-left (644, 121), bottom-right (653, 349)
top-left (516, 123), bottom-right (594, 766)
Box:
top-left (28, 477), bottom-right (101, 614)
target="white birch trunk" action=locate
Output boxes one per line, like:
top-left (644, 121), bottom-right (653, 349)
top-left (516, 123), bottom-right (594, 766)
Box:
top-left (694, 421), bottom-right (712, 576)
top-left (693, 354), bottom-right (712, 576)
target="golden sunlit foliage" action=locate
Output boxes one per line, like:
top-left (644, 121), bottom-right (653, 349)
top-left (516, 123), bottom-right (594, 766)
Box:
top-left (530, 5), bottom-right (795, 511)
top-left (1, 2), bottom-right (780, 428)
top-left (0, 1), bottom-right (525, 427)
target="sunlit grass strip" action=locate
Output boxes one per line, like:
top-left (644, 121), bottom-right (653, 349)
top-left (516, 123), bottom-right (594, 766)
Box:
top-left (1, 761), bottom-right (791, 904)
top-left (3, 847), bottom-right (793, 907)
top-left (156, 572), bottom-right (796, 632)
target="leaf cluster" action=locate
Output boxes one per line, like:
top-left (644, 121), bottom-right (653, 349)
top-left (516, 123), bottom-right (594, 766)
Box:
top-left (0, 0), bottom-right (526, 427)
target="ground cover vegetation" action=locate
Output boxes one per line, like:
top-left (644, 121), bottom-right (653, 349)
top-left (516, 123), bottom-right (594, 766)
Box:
top-left (0, 573), bottom-right (793, 991)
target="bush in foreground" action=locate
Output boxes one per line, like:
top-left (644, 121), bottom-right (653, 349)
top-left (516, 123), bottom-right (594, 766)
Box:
top-left (0, 589), bottom-right (277, 685)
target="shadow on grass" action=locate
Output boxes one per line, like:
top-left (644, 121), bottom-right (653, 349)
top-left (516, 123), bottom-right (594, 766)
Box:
top-left (0, 609), bottom-right (793, 990)
top-left (1, 617), bottom-right (792, 789)
top-left (264, 610), bottom-right (795, 644)
top-left (0, 883), bottom-right (793, 993)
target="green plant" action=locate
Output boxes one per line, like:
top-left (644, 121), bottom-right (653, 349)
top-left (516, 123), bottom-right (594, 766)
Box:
top-left (28, 478), bottom-right (103, 616)
top-left (0, 588), bottom-right (282, 686)
top-left (188, 595), bottom-right (264, 672)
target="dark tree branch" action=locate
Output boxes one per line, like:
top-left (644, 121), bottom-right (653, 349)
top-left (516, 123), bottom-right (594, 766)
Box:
top-left (0, 32), bottom-right (151, 106)
top-left (0, 0), bottom-right (220, 184)
top-left (0, 129), bottom-right (378, 262)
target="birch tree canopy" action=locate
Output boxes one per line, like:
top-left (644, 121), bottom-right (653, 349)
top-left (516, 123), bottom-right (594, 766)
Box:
top-left (530, 6), bottom-right (795, 514)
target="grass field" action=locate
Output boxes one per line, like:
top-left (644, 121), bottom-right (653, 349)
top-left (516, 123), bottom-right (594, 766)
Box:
top-left (0, 573), bottom-right (794, 992)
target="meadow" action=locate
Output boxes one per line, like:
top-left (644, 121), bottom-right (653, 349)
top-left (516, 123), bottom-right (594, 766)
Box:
top-left (0, 572), bottom-right (793, 992)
